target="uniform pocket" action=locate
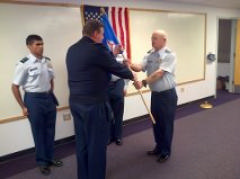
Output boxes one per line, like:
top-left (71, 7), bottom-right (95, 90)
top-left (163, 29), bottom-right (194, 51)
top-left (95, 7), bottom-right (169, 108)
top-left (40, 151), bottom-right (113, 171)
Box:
top-left (27, 68), bottom-right (40, 83)
top-left (28, 69), bottom-right (40, 76)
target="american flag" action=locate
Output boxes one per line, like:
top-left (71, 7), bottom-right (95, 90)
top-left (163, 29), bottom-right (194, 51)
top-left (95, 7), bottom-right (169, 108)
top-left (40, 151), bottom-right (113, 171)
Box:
top-left (82, 5), bottom-right (131, 59)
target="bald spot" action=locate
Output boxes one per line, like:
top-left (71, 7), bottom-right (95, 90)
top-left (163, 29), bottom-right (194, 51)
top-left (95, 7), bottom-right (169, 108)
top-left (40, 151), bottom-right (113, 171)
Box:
top-left (152, 30), bottom-right (168, 40)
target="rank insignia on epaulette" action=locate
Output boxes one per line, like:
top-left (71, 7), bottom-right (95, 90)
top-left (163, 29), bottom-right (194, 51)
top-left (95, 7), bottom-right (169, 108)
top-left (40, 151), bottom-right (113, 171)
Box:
top-left (165, 49), bottom-right (171, 53)
top-left (45, 56), bottom-right (51, 61)
top-left (20, 57), bottom-right (29, 63)
top-left (147, 49), bottom-right (152, 54)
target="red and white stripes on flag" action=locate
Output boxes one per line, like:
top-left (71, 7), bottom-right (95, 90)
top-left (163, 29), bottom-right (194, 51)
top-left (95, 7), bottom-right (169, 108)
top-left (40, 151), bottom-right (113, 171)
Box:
top-left (108, 7), bottom-right (131, 60)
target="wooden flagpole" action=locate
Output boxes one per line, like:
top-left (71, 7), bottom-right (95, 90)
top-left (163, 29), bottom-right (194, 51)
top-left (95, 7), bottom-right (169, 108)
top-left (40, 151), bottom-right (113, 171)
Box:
top-left (120, 54), bottom-right (156, 124)
top-left (98, 6), bottom-right (156, 124)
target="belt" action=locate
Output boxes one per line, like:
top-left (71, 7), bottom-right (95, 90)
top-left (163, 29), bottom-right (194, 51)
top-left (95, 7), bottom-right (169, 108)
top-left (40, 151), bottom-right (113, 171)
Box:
top-left (25, 91), bottom-right (59, 106)
top-left (70, 95), bottom-right (107, 104)
top-left (152, 88), bottom-right (176, 94)
top-left (110, 78), bottom-right (123, 83)
top-left (25, 91), bottom-right (51, 97)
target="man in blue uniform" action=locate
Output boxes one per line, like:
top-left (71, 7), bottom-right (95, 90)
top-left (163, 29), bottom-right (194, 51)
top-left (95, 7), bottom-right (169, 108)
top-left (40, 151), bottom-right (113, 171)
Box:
top-left (12, 35), bottom-right (63, 175)
top-left (66, 20), bottom-right (138, 179)
top-left (131, 30), bottom-right (178, 163)
top-left (108, 45), bottom-right (129, 146)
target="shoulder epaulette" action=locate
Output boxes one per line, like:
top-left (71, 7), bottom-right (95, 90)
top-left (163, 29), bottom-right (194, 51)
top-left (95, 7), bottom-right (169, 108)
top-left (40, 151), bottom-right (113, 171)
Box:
top-left (147, 49), bottom-right (152, 54)
top-left (20, 57), bottom-right (29, 63)
top-left (165, 49), bottom-right (171, 54)
top-left (45, 56), bottom-right (51, 61)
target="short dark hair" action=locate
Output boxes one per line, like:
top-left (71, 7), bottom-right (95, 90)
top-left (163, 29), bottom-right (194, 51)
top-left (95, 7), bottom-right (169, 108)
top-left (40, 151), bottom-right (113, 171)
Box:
top-left (26, 34), bottom-right (43, 45)
top-left (82, 20), bottom-right (104, 36)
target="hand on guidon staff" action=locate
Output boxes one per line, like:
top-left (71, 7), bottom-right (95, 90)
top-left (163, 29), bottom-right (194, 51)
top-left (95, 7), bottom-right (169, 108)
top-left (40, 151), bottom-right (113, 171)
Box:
top-left (133, 80), bottom-right (143, 90)
top-left (113, 44), bottom-right (124, 56)
top-left (123, 59), bottom-right (130, 68)
top-left (131, 72), bottom-right (142, 89)
top-left (132, 71), bottom-right (138, 82)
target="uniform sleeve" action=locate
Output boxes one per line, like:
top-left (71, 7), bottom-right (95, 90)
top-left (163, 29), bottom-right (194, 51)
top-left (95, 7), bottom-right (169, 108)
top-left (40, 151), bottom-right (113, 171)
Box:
top-left (47, 61), bottom-right (55, 79)
top-left (141, 55), bottom-right (148, 72)
top-left (160, 53), bottom-right (176, 74)
top-left (95, 44), bottom-right (134, 80)
top-left (124, 79), bottom-right (130, 91)
top-left (13, 62), bottom-right (27, 86)
top-left (115, 54), bottom-right (124, 63)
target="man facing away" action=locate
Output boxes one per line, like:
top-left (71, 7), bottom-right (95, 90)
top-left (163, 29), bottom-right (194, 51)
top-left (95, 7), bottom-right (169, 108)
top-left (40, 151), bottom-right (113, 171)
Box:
top-left (66, 20), bottom-right (139, 179)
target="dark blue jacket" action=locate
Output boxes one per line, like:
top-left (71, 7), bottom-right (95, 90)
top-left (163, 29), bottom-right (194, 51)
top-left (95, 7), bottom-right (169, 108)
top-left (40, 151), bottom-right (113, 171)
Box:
top-left (66, 36), bottom-right (133, 103)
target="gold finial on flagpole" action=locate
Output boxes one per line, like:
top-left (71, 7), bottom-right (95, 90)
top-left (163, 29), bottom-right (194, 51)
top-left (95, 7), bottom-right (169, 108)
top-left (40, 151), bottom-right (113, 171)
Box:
top-left (200, 101), bottom-right (213, 109)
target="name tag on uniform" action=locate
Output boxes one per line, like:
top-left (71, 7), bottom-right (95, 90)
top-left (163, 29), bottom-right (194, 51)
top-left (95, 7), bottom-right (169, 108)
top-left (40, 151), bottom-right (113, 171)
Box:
top-left (28, 67), bottom-right (40, 76)
top-left (147, 59), bottom-right (153, 63)
top-left (29, 67), bottom-right (38, 72)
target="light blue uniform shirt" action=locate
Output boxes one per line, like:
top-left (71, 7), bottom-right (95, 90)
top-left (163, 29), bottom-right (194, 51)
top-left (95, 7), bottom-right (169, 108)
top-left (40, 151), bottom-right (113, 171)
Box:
top-left (111, 53), bottom-right (129, 91)
top-left (142, 47), bottom-right (176, 92)
top-left (13, 54), bottom-right (54, 92)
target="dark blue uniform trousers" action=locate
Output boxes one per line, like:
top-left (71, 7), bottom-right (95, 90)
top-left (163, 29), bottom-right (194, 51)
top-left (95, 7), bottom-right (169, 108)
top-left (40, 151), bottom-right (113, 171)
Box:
top-left (151, 88), bottom-right (178, 156)
top-left (70, 100), bottom-right (110, 179)
top-left (24, 92), bottom-right (56, 166)
top-left (108, 79), bottom-right (125, 141)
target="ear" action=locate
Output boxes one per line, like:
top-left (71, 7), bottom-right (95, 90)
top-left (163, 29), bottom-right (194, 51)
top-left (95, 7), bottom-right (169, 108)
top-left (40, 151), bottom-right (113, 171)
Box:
top-left (93, 31), bottom-right (98, 38)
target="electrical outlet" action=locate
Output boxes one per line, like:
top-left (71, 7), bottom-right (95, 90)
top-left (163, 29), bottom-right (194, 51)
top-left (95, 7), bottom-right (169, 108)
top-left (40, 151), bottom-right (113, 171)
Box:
top-left (63, 113), bottom-right (71, 121)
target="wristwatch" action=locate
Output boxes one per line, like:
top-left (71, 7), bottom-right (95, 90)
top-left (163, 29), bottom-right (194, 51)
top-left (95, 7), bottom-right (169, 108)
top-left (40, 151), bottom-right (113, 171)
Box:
top-left (142, 79), bottom-right (147, 87)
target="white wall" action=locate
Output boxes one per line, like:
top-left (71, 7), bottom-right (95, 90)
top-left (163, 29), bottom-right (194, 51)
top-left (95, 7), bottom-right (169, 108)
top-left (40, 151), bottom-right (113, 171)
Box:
top-left (1, 0), bottom-right (240, 156)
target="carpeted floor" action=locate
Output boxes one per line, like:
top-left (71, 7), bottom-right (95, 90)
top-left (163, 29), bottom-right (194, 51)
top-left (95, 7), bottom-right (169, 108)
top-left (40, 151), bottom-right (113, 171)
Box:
top-left (3, 94), bottom-right (240, 179)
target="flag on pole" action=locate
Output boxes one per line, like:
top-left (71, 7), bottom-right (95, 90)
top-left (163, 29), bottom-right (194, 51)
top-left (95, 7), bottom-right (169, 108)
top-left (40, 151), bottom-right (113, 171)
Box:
top-left (100, 13), bottom-right (120, 52)
top-left (82, 5), bottom-right (131, 59)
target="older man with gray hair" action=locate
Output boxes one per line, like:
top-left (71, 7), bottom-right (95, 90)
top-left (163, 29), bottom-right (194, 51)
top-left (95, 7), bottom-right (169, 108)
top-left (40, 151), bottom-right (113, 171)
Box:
top-left (131, 30), bottom-right (178, 163)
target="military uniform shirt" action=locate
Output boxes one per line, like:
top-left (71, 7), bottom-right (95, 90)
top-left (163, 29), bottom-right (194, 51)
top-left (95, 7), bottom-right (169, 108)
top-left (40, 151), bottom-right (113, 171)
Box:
top-left (111, 53), bottom-right (129, 90)
top-left (13, 53), bottom-right (54, 92)
top-left (142, 47), bottom-right (176, 92)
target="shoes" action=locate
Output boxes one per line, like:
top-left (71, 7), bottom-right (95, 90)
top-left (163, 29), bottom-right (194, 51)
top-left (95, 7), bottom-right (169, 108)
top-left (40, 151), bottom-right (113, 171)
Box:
top-left (49, 160), bottom-right (63, 167)
top-left (107, 139), bottom-right (114, 145)
top-left (39, 160), bottom-right (63, 175)
top-left (157, 154), bottom-right (170, 163)
top-left (147, 149), bottom-right (161, 156)
top-left (115, 139), bottom-right (123, 146)
top-left (39, 166), bottom-right (51, 175)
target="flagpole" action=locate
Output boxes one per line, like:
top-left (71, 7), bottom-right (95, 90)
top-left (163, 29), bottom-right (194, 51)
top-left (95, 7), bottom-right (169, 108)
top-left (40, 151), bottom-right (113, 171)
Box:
top-left (80, 0), bottom-right (85, 26)
top-left (99, 8), bottom-right (156, 124)
top-left (121, 54), bottom-right (156, 125)
top-left (136, 88), bottom-right (156, 124)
